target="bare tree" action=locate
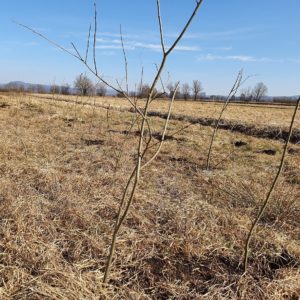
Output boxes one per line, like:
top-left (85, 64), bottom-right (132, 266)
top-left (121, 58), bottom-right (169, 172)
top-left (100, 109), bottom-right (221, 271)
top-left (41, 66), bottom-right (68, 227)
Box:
top-left (167, 81), bottom-right (180, 99)
top-left (50, 84), bottom-right (60, 94)
top-left (252, 82), bottom-right (268, 102)
top-left (192, 79), bottom-right (202, 100)
top-left (96, 82), bottom-right (107, 97)
top-left (138, 83), bottom-right (157, 99)
top-left (60, 84), bottom-right (70, 95)
top-left (181, 83), bottom-right (191, 100)
top-left (35, 84), bottom-right (46, 94)
top-left (240, 86), bottom-right (252, 102)
top-left (166, 82), bottom-right (175, 98)
top-left (74, 74), bottom-right (94, 96)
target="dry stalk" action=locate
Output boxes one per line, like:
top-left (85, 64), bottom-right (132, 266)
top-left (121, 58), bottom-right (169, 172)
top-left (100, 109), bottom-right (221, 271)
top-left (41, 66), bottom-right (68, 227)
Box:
top-left (243, 97), bottom-right (300, 272)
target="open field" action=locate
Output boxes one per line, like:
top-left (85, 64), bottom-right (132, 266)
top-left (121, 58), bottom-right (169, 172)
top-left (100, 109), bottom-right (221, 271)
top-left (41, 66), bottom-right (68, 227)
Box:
top-left (0, 93), bottom-right (299, 299)
top-left (35, 94), bottom-right (300, 130)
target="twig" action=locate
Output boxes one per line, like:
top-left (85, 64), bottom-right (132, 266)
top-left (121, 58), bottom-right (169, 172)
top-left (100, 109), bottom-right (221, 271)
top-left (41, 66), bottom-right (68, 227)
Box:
top-left (206, 69), bottom-right (244, 170)
top-left (85, 24), bottom-right (92, 63)
top-left (156, 0), bottom-right (165, 54)
top-left (14, 22), bottom-right (80, 60)
top-left (93, 1), bottom-right (98, 75)
top-left (153, 63), bottom-right (167, 100)
top-left (141, 82), bottom-right (179, 169)
top-left (71, 42), bottom-right (83, 60)
top-left (166, 0), bottom-right (204, 55)
top-left (120, 24), bottom-right (129, 95)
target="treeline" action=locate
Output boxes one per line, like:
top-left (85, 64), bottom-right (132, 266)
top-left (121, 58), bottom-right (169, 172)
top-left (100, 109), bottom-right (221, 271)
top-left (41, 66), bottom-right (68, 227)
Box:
top-left (0, 82), bottom-right (71, 95)
top-left (2, 77), bottom-right (296, 104)
top-left (116, 79), bottom-right (204, 100)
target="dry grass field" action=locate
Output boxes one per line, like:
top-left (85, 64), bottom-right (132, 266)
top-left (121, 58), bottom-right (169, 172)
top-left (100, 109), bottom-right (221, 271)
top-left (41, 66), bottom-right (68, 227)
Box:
top-left (36, 94), bottom-right (300, 129)
top-left (0, 93), bottom-right (299, 299)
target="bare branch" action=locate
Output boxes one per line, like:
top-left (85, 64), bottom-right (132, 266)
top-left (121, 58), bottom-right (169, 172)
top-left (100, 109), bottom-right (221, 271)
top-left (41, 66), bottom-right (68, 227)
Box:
top-left (153, 63), bottom-right (167, 100)
top-left (85, 24), bottom-right (92, 63)
top-left (141, 81), bottom-right (180, 170)
top-left (93, 1), bottom-right (98, 75)
top-left (15, 21), bottom-right (81, 60)
top-left (166, 0), bottom-right (204, 55)
top-left (156, 0), bottom-right (165, 53)
top-left (120, 24), bottom-right (129, 95)
top-left (206, 69), bottom-right (247, 169)
top-left (71, 42), bottom-right (83, 61)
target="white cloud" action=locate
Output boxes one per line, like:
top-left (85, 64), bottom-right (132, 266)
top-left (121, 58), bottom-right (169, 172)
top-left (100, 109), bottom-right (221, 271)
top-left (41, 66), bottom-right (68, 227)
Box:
top-left (96, 45), bottom-right (135, 50)
top-left (197, 54), bottom-right (286, 63)
top-left (99, 31), bottom-right (140, 39)
top-left (213, 46), bottom-right (233, 51)
top-left (96, 38), bottom-right (200, 52)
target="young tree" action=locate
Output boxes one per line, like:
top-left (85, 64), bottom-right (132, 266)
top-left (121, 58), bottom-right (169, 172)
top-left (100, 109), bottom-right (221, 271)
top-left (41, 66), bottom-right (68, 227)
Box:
top-left (74, 74), bottom-right (94, 96)
top-left (181, 83), bottom-right (191, 100)
top-left (96, 82), bottom-right (107, 96)
top-left (252, 82), bottom-right (268, 102)
top-left (18, 0), bottom-right (205, 284)
top-left (192, 79), bottom-right (202, 100)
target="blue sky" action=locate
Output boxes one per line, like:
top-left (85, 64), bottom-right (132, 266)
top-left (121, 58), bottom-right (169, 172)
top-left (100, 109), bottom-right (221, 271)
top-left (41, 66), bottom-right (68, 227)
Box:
top-left (1, 0), bottom-right (300, 96)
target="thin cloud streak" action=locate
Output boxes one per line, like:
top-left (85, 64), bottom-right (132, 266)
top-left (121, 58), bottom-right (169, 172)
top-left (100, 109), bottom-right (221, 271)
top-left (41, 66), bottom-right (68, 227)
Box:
top-left (96, 38), bottom-right (200, 52)
top-left (196, 54), bottom-right (299, 63)
top-left (166, 27), bottom-right (257, 40)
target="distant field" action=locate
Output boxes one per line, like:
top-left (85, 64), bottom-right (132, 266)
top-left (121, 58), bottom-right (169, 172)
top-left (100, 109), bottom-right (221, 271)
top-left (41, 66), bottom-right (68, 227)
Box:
top-left (0, 93), bottom-right (299, 299)
top-left (36, 94), bottom-right (300, 129)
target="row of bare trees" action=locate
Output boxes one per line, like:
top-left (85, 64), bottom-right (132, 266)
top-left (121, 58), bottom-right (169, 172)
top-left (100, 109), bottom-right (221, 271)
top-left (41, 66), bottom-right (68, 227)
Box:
top-left (166, 80), bottom-right (203, 100)
top-left (134, 79), bottom-right (203, 100)
top-left (0, 81), bottom-right (71, 95)
top-left (240, 82), bottom-right (268, 101)
top-left (0, 82), bottom-right (56, 94)
top-left (73, 74), bottom-right (107, 96)
top-left (0, 75), bottom-right (107, 97)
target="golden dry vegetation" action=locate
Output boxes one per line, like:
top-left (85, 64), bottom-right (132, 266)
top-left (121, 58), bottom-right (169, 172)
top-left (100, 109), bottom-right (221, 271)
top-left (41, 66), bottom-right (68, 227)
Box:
top-left (0, 93), bottom-right (299, 299)
top-left (36, 94), bottom-right (300, 129)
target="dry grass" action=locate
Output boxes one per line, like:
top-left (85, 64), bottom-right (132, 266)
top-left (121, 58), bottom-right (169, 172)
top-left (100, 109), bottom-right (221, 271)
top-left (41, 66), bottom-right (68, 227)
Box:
top-left (36, 94), bottom-right (300, 129)
top-left (0, 93), bottom-right (299, 299)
